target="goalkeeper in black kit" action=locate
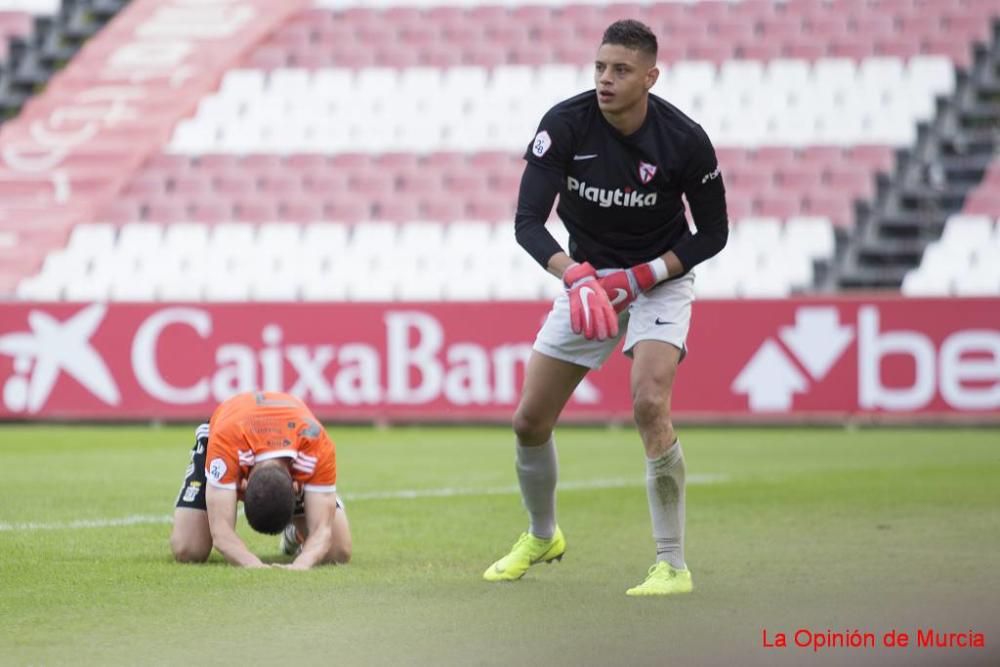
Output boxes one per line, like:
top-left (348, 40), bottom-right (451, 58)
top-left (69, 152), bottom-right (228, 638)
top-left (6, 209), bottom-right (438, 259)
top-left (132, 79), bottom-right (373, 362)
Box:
top-left (482, 19), bottom-right (728, 596)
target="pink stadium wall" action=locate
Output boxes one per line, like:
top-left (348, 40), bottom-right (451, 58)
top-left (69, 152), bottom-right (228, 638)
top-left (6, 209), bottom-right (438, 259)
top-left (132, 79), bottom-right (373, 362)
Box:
top-left (1, 298), bottom-right (997, 423)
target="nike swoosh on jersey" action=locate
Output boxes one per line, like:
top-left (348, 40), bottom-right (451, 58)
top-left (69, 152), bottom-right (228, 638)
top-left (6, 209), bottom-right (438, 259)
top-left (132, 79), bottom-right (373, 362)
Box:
top-left (609, 289), bottom-right (628, 306)
top-left (655, 317), bottom-right (673, 325)
top-left (580, 286), bottom-right (595, 330)
top-left (573, 154), bottom-right (598, 160)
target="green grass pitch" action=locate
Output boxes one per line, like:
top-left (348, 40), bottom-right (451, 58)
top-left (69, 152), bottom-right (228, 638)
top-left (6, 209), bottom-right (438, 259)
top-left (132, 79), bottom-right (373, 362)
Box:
top-left (1, 424), bottom-right (998, 666)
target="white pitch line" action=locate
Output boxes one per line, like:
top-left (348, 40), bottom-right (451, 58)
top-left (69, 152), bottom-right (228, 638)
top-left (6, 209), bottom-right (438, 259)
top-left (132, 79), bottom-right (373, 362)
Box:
top-left (0, 474), bottom-right (728, 532)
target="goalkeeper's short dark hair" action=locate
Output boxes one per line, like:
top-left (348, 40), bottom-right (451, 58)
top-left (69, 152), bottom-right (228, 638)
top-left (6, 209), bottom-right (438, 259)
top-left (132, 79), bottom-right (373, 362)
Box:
top-left (243, 462), bottom-right (295, 535)
top-left (601, 19), bottom-right (658, 60)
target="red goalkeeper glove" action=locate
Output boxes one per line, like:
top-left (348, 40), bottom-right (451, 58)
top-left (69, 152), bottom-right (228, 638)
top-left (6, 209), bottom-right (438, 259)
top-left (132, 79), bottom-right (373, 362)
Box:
top-left (598, 259), bottom-right (668, 313)
top-left (563, 262), bottom-right (619, 341)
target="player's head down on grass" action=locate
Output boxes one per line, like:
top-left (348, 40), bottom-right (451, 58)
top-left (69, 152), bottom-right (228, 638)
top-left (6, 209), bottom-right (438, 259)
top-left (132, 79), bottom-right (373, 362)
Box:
top-left (243, 460), bottom-right (296, 535)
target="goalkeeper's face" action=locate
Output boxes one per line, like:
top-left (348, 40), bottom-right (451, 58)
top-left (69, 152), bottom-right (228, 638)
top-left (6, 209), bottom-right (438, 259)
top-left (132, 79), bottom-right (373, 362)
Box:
top-left (593, 43), bottom-right (658, 115)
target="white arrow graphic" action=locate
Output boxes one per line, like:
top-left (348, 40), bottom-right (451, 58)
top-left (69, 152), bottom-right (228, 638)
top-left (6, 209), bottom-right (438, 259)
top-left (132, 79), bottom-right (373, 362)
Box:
top-left (732, 339), bottom-right (808, 411)
top-left (571, 377), bottom-right (601, 404)
top-left (779, 307), bottom-right (854, 381)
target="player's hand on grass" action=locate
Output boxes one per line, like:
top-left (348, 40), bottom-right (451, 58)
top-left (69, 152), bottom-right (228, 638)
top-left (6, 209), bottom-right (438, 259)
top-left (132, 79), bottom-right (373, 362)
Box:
top-left (563, 262), bottom-right (618, 341)
top-left (598, 262), bottom-right (660, 313)
top-left (272, 562), bottom-right (309, 571)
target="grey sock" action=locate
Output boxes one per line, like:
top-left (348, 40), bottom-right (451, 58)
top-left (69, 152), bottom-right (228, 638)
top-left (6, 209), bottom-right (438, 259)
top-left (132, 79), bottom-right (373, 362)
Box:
top-left (516, 437), bottom-right (558, 540)
top-left (646, 441), bottom-right (686, 570)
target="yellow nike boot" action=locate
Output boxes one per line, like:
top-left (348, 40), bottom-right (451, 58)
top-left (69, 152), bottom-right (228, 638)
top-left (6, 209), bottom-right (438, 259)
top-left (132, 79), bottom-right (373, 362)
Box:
top-left (626, 561), bottom-right (693, 596)
top-left (483, 526), bottom-right (566, 582)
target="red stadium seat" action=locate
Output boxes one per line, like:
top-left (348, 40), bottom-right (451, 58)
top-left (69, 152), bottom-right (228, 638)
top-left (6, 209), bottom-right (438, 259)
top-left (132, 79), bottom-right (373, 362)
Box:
top-left (373, 197), bottom-right (420, 221)
top-left (688, 0), bottom-right (732, 22)
top-left (466, 197), bottom-right (514, 221)
top-left (753, 147), bottom-right (800, 170)
top-left (897, 13), bottom-right (939, 41)
top-left (123, 176), bottom-right (166, 198)
top-left (728, 168), bottom-right (774, 191)
top-left (290, 50), bottom-right (335, 68)
top-left (443, 170), bottom-right (488, 196)
top-left (802, 14), bottom-right (848, 40)
top-left (487, 169), bottom-right (522, 196)
top-left (376, 153), bottom-right (422, 170)
top-left (870, 0), bottom-right (915, 12)
top-left (244, 47), bottom-right (288, 70)
top-left (145, 200), bottom-right (189, 223)
top-left (170, 175), bottom-right (211, 197)
top-left (468, 6), bottom-right (510, 24)
top-left (302, 173), bottom-right (350, 195)
top-left (784, 40), bottom-right (829, 60)
top-left (847, 145), bottom-right (896, 173)
top-left (214, 174), bottom-right (255, 196)
top-left (243, 154), bottom-right (286, 171)
top-left (143, 153), bottom-right (192, 172)
top-left (714, 148), bottom-right (749, 170)
top-left (723, 197), bottom-right (753, 222)
top-left (710, 17), bottom-right (757, 44)
top-left (425, 6), bottom-right (464, 22)
top-left (800, 146), bottom-right (847, 169)
top-left (943, 12), bottom-right (992, 42)
top-left (420, 195), bottom-right (466, 222)
top-left (198, 155), bottom-right (243, 172)
top-left (776, 169), bottom-right (824, 192)
top-left (325, 198), bottom-right (372, 223)
top-left (259, 174), bottom-right (302, 197)
top-left (330, 154), bottom-right (373, 170)
top-left (234, 199), bottom-right (279, 223)
top-left (468, 151), bottom-right (517, 170)
top-left (510, 45), bottom-right (555, 66)
top-left (825, 166), bottom-right (876, 199)
top-left (735, 39), bottom-right (785, 63)
top-left (330, 48), bottom-right (378, 68)
top-left (828, 37), bottom-right (875, 60)
top-left (803, 193), bottom-right (853, 227)
top-left (465, 42), bottom-right (512, 67)
top-left (189, 200), bottom-right (233, 224)
top-left (848, 15), bottom-right (897, 39)
top-left (420, 43), bottom-right (463, 67)
top-left (97, 200), bottom-right (143, 225)
top-left (754, 193), bottom-right (802, 219)
top-left (396, 169), bottom-right (443, 194)
top-left (686, 43), bottom-right (736, 64)
top-left (422, 152), bottom-right (467, 169)
top-left (874, 36), bottom-right (921, 58)
top-left (285, 154), bottom-right (331, 171)
top-left (511, 5), bottom-right (553, 24)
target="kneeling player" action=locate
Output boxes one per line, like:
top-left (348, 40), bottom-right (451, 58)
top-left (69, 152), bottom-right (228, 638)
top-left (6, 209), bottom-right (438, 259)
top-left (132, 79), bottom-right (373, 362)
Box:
top-left (170, 391), bottom-right (352, 569)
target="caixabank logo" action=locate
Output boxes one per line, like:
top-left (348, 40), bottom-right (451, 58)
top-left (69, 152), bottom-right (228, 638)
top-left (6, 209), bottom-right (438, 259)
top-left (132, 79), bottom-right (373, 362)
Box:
top-left (732, 305), bottom-right (1000, 413)
top-left (0, 304), bottom-right (604, 417)
top-left (0, 304), bottom-right (120, 413)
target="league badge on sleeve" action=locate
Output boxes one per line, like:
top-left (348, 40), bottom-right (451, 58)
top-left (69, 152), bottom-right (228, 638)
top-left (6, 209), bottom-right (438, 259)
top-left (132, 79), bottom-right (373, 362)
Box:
top-left (639, 161), bottom-right (658, 184)
top-left (208, 458), bottom-right (227, 482)
top-left (532, 130), bottom-right (552, 157)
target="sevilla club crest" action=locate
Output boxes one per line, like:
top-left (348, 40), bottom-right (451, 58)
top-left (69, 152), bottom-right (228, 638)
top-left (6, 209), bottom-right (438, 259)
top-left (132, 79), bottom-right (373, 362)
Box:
top-left (638, 161), bottom-right (657, 184)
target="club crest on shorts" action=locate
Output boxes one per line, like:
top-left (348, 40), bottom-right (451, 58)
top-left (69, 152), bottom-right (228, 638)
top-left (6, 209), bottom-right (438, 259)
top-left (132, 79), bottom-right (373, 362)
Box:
top-left (639, 161), bottom-right (658, 184)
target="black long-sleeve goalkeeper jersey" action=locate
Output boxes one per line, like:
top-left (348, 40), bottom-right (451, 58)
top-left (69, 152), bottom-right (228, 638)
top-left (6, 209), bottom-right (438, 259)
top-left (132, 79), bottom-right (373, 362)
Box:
top-left (514, 90), bottom-right (729, 272)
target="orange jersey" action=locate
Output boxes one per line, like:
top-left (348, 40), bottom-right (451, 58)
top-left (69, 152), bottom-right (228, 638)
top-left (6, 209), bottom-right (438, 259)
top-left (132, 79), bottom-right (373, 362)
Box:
top-left (204, 391), bottom-right (336, 494)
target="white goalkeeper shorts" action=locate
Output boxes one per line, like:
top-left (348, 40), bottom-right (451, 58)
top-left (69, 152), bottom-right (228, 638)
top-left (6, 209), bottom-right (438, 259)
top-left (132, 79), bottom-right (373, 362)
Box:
top-left (532, 271), bottom-right (695, 370)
